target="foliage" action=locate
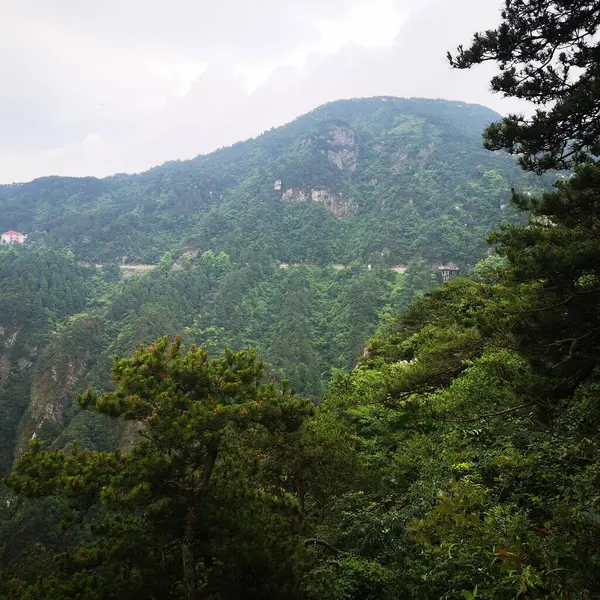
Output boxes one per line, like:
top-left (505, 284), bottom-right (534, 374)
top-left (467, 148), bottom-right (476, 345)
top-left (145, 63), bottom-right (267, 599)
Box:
top-left (490, 162), bottom-right (600, 406)
top-left (4, 12), bottom-right (600, 594)
top-left (304, 271), bottom-right (600, 599)
top-left (4, 337), bottom-right (313, 599)
top-left (0, 98), bottom-right (533, 264)
top-left (449, 0), bottom-right (600, 172)
top-left (0, 247), bottom-right (106, 471)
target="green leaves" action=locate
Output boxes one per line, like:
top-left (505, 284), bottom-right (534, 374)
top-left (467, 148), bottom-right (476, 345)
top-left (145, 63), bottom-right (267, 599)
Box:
top-left (450, 0), bottom-right (600, 173)
top-left (5, 338), bottom-right (315, 599)
top-left (304, 223), bottom-right (600, 599)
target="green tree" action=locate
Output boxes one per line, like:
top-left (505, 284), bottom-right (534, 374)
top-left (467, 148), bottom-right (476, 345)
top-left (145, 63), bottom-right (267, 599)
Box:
top-left (490, 164), bottom-right (600, 404)
top-left (450, 0), bottom-right (600, 404)
top-left (158, 251), bottom-right (174, 271)
top-left (7, 337), bottom-right (313, 600)
top-left (268, 270), bottom-right (324, 399)
top-left (449, 0), bottom-right (600, 172)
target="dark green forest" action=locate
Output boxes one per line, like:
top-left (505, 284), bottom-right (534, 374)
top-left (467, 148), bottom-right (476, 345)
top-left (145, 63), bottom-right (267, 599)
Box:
top-left (1, 1), bottom-right (600, 598)
top-left (0, 94), bottom-right (531, 476)
top-left (1, 96), bottom-right (541, 266)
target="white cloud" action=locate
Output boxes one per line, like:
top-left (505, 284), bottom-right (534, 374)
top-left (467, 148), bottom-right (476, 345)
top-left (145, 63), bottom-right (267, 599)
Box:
top-left (0, 0), bottom-right (526, 183)
top-left (316, 0), bottom-right (405, 52)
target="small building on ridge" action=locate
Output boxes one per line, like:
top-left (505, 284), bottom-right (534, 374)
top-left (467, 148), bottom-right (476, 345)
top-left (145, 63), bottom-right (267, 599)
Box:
top-left (439, 262), bottom-right (459, 282)
top-left (1, 230), bottom-right (27, 245)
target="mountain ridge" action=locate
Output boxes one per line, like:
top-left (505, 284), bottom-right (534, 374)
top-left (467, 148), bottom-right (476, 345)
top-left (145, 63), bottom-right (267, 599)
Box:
top-left (0, 96), bottom-right (532, 267)
top-left (0, 96), bottom-right (545, 467)
top-left (1, 96), bottom-right (501, 187)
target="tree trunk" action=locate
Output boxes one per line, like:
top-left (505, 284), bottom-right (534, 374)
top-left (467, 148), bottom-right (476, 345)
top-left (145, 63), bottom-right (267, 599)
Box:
top-left (295, 463), bottom-right (305, 515)
top-left (183, 502), bottom-right (197, 600)
top-left (198, 447), bottom-right (218, 494)
top-left (182, 447), bottom-right (219, 600)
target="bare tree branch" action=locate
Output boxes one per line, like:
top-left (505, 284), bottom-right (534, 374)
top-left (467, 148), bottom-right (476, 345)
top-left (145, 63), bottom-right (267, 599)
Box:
top-left (442, 401), bottom-right (537, 423)
top-left (303, 538), bottom-right (346, 555)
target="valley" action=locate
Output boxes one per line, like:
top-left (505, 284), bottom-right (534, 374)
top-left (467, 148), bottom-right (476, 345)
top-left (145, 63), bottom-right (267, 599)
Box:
top-left (0, 97), bottom-right (533, 474)
top-left (2, 69), bottom-right (597, 598)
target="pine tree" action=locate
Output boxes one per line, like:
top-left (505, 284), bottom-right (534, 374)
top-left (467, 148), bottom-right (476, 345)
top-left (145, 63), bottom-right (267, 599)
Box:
top-left (491, 163), bottom-right (600, 402)
top-left (449, 0), bottom-right (600, 172)
top-left (451, 0), bottom-right (600, 404)
top-left (7, 337), bottom-right (313, 599)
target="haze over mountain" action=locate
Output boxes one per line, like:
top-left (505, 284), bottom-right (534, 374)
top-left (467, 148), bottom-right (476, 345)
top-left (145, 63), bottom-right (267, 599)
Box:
top-left (0, 0), bottom-right (529, 183)
top-left (1, 97), bottom-right (539, 266)
top-left (2, 1), bottom-right (600, 597)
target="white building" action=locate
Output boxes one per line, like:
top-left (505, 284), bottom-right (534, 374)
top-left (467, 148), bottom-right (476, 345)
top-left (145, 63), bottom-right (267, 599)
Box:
top-left (439, 262), bottom-right (460, 282)
top-left (1, 230), bottom-right (27, 245)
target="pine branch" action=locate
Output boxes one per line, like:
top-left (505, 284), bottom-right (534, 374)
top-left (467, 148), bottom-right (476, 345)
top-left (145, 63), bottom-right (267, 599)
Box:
top-left (303, 538), bottom-right (346, 554)
top-left (443, 401), bottom-right (537, 423)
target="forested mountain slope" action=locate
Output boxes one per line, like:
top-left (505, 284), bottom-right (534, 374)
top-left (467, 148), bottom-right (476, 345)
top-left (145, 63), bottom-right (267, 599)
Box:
top-left (3, 0), bottom-right (600, 594)
top-left (0, 97), bottom-right (538, 265)
top-left (0, 97), bottom-right (542, 474)
top-left (0, 246), bottom-right (431, 474)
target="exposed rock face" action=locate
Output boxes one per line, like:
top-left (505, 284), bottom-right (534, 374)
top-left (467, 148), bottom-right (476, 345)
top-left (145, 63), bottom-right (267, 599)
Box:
top-left (18, 357), bottom-right (33, 371)
top-left (327, 148), bottom-right (357, 171)
top-left (5, 331), bottom-right (17, 348)
top-left (274, 180), bottom-right (282, 191)
top-left (282, 188), bottom-right (307, 202)
top-left (310, 189), bottom-right (329, 202)
top-left (182, 245), bottom-right (199, 259)
top-left (391, 153), bottom-right (410, 173)
top-left (0, 355), bottom-right (9, 385)
top-left (0, 326), bottom-right (22, 386)
top-left (12, 353), bottom-right (87, 457)
top-left (392, 143), bottom-right (435, 173)
top-left (326, 125), bottom-right (358, 171)
top-left (11, 313), bottom-right (109, 456)
top-left (329, 126), bottom-right (355, 147)
top-left (391, 265), bottom-right (408, 274)
top-left (282, 187), bottom-right (357, 218)
top-left (418, 143), bottom-right (436, 163)
top-left (310, 189), bottom-right (357, 218)
top-left (0, 353), bottom-right (31, 386)
top-left (29, 359), bottom-right (86, 431)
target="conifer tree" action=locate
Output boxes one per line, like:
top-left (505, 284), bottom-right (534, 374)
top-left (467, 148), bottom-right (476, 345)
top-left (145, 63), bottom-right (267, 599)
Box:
top-left (8, 337), bottom-right (313, 600)
top-left (451, 0), bottom-right (600, 402)
top-left (449, 0), bottom-right (600, 172)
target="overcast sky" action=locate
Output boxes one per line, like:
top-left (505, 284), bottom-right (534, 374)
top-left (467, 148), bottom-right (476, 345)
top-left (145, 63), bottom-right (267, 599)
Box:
top-left (0, 0), bottom-right (526, 183)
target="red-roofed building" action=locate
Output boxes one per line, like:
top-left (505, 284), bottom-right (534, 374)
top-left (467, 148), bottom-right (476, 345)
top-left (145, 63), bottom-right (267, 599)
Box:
top-left (1, 230), bottom-right (27, 245)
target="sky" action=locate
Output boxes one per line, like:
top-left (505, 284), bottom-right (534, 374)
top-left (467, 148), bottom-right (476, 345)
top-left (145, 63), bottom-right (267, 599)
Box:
top-left (0, 0), bottom-right (527, 183)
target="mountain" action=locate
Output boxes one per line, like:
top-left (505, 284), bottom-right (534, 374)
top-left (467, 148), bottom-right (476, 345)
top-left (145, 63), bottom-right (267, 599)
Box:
top-left (1, 97), bottom-right (540, 266)
top-left (0, 97), bottom-right (543, 476)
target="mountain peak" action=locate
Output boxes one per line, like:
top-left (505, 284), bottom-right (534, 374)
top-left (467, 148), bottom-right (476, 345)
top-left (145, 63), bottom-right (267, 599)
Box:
top-left (0, 96), bottom-right (525, 269)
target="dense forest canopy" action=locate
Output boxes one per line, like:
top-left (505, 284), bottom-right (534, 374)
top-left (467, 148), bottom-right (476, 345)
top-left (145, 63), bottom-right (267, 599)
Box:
top-left (1, 0), bottom-right (600, 597)
top-left (0, 98), bottom-right (540, 264)
top-left (0, 96), bottom-right (535, 474)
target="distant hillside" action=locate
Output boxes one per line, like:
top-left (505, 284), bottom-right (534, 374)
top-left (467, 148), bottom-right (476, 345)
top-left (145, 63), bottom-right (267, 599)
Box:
top-left (0, 97), bottom-right (547, 475)
top-left (0, 97), bottom-right (542, 266)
